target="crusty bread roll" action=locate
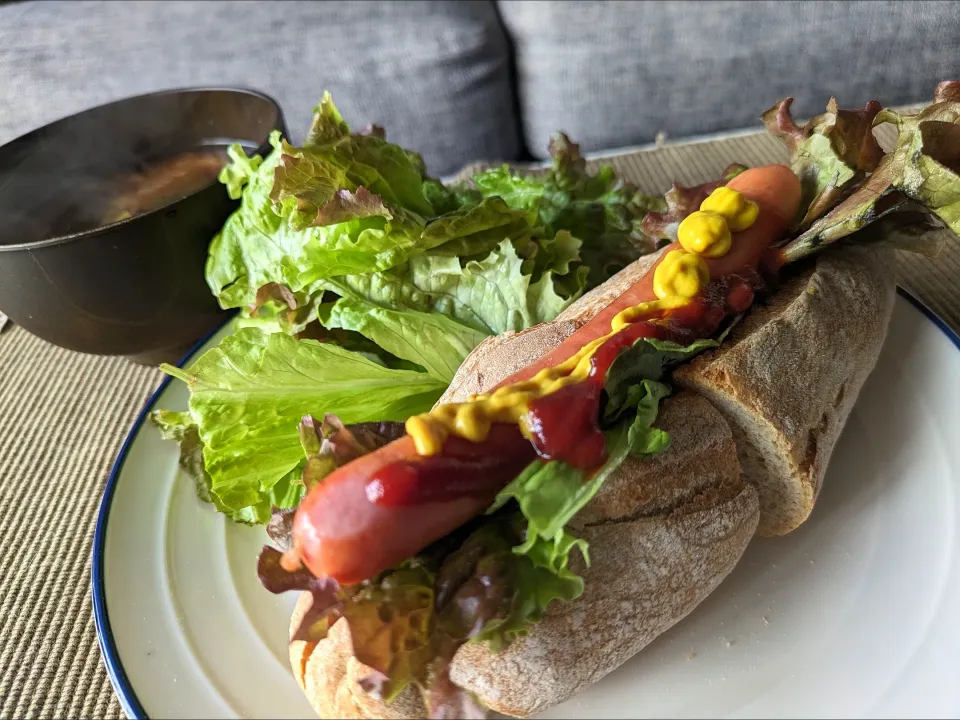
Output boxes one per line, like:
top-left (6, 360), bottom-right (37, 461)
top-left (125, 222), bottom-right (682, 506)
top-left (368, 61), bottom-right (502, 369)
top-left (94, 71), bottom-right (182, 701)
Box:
top-left (291, 393), bottom-right (758, 718)
top-left (289, 244), bottom-right (894, 718)
top-left (674, 245), bottom-right (895, 535)
top-left (446, 393), bottom-right (757, 717)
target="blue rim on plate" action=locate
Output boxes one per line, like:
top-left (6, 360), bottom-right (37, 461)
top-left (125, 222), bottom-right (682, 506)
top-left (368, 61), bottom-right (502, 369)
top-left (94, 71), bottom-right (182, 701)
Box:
top-left (91, 288), bottom-right (960, 720)
top-left (91, 318), bottom-right (229, 720)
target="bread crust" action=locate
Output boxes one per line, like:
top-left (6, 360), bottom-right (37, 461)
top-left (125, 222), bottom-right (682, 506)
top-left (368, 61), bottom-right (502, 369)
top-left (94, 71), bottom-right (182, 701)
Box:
top-left (447, 393), bottom-right (757, 717)
top-left (290, 607), bottom-right (425, 719)
top-left (673, 245), bottom-right (895, 535)
top-left (436, 320), bottom-right (580, 405)
top-left (291, 393), bottom-right (758, 718)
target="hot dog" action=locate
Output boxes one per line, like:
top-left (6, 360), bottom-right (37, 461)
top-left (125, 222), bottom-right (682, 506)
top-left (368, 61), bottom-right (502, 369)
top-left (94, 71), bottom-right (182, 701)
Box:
top-left (287, 164), bottom-right (802, 586)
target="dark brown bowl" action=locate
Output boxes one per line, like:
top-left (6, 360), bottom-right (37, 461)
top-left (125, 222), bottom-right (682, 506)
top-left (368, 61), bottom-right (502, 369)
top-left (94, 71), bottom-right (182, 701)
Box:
top-left (0, 87), bottom-right (286, 364)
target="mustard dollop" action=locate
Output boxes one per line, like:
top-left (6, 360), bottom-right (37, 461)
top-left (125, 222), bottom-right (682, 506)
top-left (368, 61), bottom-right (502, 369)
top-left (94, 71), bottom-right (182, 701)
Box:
top-left (677, 211), bottom-right (731, 258)
top-left (699, 186), bottom-right (759, 232)
top-left (653, 249), bottom-right (710, 299)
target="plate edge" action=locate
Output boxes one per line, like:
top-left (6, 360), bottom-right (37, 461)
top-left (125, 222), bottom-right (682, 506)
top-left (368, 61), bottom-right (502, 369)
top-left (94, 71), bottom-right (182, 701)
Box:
top-left (91, 319), bottom-right (231, 720)
top-left (899, 289), bottom-right (960, 350)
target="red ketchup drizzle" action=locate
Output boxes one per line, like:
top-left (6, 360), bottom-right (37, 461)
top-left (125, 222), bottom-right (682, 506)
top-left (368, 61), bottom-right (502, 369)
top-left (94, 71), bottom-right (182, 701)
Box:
top-left (526, 299), bottom-right (719, 470)
top-left (365, 426), bottom-right (536, 507)
top-left (523, 382), bottom-right (605, 470)
top-left (367, 271), bottom-right (765, 506)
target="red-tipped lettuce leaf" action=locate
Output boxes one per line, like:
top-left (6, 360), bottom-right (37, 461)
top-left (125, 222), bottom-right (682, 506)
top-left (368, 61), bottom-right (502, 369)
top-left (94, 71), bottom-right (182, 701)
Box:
top-left (304, 92), bottom-right (351, 147)
top-left (257, 546), bottom-right (342, 642)
top-left (314, 187), bottom-right (394, 226)
top-left (359, 123), bottom-right (386, 139)
top-left (763, 96), bottom-right (884, 227)
top-left (299, 413), bottom-right (405, 489)
top-left (266, 507), bottom-right (296, 552)
top-left (780, 82), bottom-right (960, 263)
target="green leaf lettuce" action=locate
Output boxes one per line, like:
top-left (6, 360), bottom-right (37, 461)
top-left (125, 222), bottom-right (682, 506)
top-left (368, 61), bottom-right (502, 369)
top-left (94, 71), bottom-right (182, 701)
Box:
top-left (154, 328), bottom-right (445, 522)
top-left (162, 92), bottom-right (669, 532)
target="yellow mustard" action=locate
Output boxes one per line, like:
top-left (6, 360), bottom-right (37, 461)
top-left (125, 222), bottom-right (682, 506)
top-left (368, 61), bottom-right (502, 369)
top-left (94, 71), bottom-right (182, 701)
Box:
top-left (404, 186), bottom-right (757, 456)
top-left (653, 249), bottom-right (709, 299)
top-left (609, 295), bottom-right (693, 332)
top-left (699, 186), bottom-right (759, 232)
top-left (677, 187), bottom-right (759, 257)
top-left (677, 211), bottom-right (731, 258)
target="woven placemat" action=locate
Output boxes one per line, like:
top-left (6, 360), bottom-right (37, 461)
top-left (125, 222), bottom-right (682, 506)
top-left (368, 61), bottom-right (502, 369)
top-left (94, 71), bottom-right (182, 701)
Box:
top-left (1, 130), bottom-right (957, 720)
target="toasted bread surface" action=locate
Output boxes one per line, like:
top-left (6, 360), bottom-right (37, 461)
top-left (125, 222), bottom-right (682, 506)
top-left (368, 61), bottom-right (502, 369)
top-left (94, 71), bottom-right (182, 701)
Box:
top-left (674, 245), bottom-right (895, 534)
top-left (291, 394), bottom-right (757, 718)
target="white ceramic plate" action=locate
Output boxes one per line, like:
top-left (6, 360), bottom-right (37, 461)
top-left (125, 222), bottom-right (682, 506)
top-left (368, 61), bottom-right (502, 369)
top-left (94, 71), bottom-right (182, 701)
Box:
top-left (93, 290), bottom-right (960, 720)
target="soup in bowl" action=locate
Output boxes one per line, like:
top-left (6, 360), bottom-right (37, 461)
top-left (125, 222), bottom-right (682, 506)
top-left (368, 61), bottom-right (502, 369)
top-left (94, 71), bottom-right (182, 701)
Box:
top-left (0, 87), bottom-right (286, 363)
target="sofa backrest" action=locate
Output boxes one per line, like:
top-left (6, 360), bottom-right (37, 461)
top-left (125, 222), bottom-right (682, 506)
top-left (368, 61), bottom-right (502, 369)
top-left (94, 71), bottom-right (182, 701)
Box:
top-left (1, 0), bottom-right (956, 175)
top-left (501, 0), bottom-right (960, 159)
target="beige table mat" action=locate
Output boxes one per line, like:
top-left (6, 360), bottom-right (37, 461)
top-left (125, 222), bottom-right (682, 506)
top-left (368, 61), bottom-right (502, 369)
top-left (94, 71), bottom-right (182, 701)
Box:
top-left (1, 130), bottom-right (958, 720)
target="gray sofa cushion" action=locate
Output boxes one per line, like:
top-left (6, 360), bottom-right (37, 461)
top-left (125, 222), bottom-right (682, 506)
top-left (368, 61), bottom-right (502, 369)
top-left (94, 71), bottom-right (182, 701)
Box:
top-left (0, 0), bottom-right (518, 176)
top-left (499, 0), bottom-right (960, 158)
